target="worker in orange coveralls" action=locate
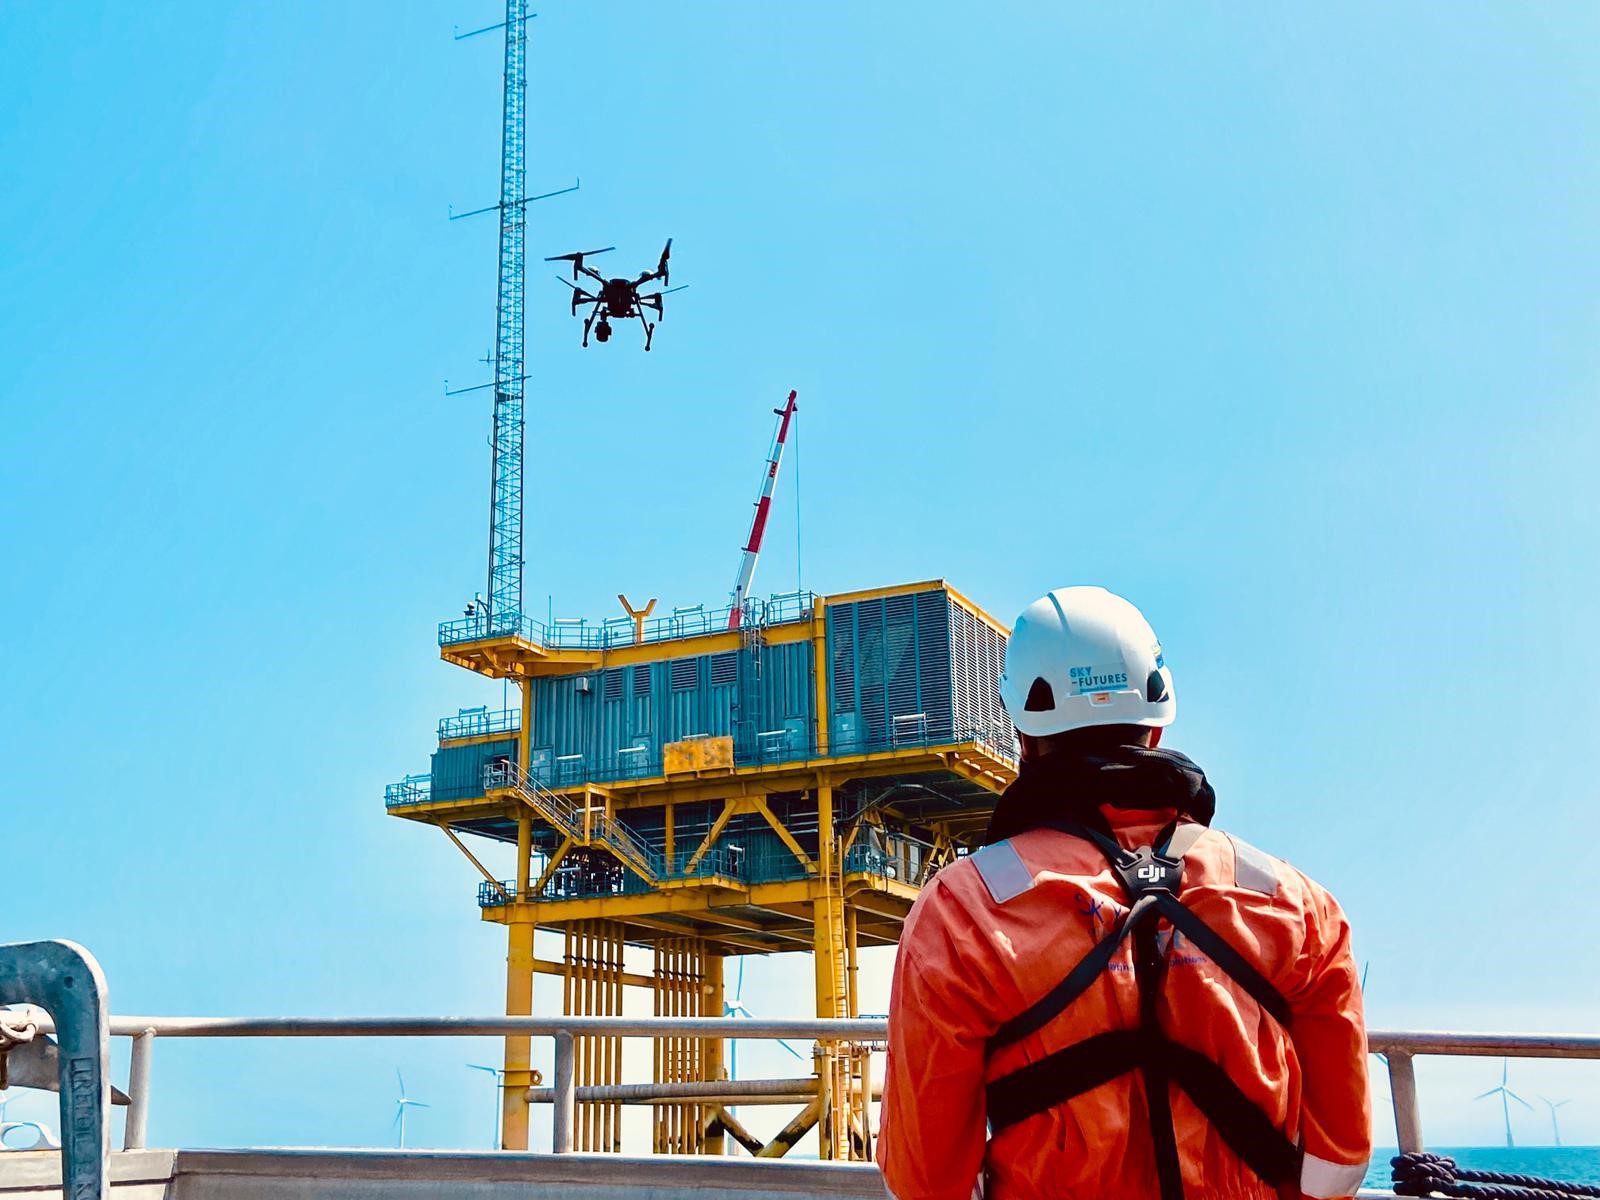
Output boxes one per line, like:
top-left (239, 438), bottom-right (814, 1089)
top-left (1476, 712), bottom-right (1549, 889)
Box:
top-left (878, 586), bottom-right (1370, 1200)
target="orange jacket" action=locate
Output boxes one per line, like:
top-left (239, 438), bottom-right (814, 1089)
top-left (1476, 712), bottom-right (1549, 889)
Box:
top-left (878, 808), bottom-right (1370, 1200)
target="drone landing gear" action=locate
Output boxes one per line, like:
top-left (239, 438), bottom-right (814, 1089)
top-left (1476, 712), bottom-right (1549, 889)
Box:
top-left (643, 321), bottom-right (655, 352)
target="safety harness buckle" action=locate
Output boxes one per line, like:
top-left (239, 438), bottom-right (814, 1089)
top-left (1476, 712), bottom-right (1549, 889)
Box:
top-left (1110, 845), bottom-right (1183, 898)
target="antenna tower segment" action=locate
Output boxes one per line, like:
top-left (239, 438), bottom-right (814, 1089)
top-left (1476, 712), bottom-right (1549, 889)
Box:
top-left (728, 390), bottom-right (798, 629)
top-left (487, 0), bottom-right (528, 625)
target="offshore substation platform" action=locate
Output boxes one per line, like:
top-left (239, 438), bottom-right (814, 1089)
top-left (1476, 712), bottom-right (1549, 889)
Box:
top-left (387, 581), bottom-right (1015, 1156)
top-left (386, 0), bottom-right (1016, 1161)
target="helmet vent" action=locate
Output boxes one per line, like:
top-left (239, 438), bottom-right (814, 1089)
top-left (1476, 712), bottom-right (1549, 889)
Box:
top-left (1146, 670), bottom-right (1168, 703)
top-left (1023, 677), bottom-right (1055, 712)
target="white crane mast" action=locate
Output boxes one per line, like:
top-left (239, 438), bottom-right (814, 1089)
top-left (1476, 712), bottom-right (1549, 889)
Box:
top-left (728, 391), bottom-right (798, 630)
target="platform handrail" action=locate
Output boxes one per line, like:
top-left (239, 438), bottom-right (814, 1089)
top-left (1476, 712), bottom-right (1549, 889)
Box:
top-left (383, 773), bottom-right (433, 807)
top-left (438, 592), bottom-right (816, 652)
top-left (438, 708), bottom-right (521, 740)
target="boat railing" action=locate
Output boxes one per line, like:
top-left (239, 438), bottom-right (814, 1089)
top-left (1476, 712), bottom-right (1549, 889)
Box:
top-left (34, 1013), bottom-right (884, 1158)
top-left (1366, 1029), bottom-right (1600, 1155)
top-left (22, 1012), bottom-right (1600, 1190)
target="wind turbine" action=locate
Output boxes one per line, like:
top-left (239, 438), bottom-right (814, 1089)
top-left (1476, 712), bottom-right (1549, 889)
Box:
top-left (391, 1070), bottom-right (429, 1148)
top-left (1474, 1059), bottom-right (1532, 1147)
top-left (1538, 1096), bottom-right (1571, 1147)
top-left (724, 957), bottom-right (805, 1082)
top-left (467, 1063), bottom-right (504, 1149)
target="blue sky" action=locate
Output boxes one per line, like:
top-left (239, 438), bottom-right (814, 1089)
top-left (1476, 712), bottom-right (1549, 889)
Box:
top-left (3, 1), bottom-right (1598, 1153)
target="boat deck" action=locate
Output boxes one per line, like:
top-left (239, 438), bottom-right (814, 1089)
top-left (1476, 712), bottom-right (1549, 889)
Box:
top-left (0, 1149), bottom-right (1397, 1200)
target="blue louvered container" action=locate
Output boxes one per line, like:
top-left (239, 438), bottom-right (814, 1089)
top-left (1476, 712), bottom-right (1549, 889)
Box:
top-left (826, 587), bottom-right (1013, 755)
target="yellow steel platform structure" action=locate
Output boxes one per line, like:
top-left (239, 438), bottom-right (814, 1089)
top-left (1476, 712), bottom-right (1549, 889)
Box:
top-left (386, 579), bottom-right (1015, 1157)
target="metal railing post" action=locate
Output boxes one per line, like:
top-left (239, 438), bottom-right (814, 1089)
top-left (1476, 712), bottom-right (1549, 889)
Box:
top-left (1386, 1051), bottom-right (1424, 1153)
top-left (0, 940), bottom-right (111, 1200)
top-left (123, 1028), bottom-right (155, 1150)
top-left (551, 1030), bottom-right (575, 1153)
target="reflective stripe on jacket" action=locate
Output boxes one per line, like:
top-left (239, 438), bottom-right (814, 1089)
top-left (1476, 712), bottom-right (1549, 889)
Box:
top-left (877, 808), bottom-right (1370, 1200)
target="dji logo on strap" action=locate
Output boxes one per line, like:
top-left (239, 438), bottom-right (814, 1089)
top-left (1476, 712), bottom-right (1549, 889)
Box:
top-left (1136, 864), bottom-right (1165, 883)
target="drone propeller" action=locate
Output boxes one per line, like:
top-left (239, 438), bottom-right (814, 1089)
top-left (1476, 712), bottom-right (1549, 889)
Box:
top-left (657, 238), bottom-right (672, 286)
top-left (544, 247), bottom-right (614, 279)
top-left (545, 247), bottom-right (614, 262)
top-left (553, 276), bottom-right (597, 314)
top-left (639, 284), bottom-right (686, 320)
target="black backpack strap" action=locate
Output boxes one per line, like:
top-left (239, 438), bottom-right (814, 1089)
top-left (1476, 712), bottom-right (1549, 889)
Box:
top-left (1035, 816), bottom-right (1124, 860)
top-left (1164, 1042), bottom-right (1302, 1185)
top-left (1151, 893), bottom-right (1291, 1025)
top-left (989, 892), bottom-right (1160, 1051)
top-left (1132, 902), bottom-right (1185, 1200)
top-left (985, 1029), bottom-right (1144, 1130)
top-left (986, 1031), bottom-right (1303, 1190)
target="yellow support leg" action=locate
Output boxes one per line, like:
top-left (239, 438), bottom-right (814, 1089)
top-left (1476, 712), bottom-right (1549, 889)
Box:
top-left (846, 905), bottom-right (859, 1019)
top-left (515, 817), bottom-right (532, 898)
top-left (502, 921), bottom-right (534, 1150)
top-left (704, 953), bottom-right (725, 1156)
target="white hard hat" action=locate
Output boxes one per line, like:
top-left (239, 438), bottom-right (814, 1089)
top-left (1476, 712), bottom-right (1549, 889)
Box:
top-left (999, 586), bottom-right (1175, 738)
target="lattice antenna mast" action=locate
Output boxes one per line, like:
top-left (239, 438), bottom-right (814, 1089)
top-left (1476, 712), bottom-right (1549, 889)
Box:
top-left (487, 0), bottom-right (528, 626)
top-left (727, 390), bottom-right (798, 630)
top-left (447, 8), bottom-right (576, 629)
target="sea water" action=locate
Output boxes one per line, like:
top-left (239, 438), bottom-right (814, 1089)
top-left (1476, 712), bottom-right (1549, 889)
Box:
top-left (1364, 1146), bottom-right (1600, 1190)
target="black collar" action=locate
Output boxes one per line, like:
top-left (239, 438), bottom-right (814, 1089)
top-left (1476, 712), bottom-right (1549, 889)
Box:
top-left (983, 742), bottom-right (1216, 845)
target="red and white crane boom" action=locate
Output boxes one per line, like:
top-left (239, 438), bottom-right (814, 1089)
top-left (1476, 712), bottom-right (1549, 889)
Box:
top-left (728, 390), bottom-right (798, 630)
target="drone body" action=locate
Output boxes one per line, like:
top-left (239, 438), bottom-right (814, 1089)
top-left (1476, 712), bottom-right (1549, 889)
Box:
top-left (546, 239), bottom-right (681, 350)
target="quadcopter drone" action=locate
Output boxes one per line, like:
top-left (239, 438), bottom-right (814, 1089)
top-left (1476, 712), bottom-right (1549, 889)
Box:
top-left (546, 239), bottom-right (683, 351)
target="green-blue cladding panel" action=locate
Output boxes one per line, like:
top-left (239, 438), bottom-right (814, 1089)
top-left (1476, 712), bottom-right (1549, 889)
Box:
top-left (430, 738), bottom-right (518, 802)
top-left (949, 599), bottom-right (1011, 745)
top-left (827, 588), bottom-right (1013, 752)
top-left (527, 641), bottom-right (815, 784)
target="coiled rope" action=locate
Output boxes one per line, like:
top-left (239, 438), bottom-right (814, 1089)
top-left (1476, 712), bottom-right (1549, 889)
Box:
top-left (0, 1011), bottom-right (39, 1089)
top-left (1393, 1152), bottom-right (1600, 1200)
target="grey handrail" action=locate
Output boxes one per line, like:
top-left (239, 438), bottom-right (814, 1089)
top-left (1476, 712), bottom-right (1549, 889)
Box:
top-left (23, 1011), bottom-right (1600, 1163)
top-left (43, 1014), bottom-right (888, 1039)
top-left (0, 940), bottom-right (111, 1199)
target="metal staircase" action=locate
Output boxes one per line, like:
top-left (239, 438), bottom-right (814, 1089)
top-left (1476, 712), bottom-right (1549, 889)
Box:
top-left (484, 761), bottom-right (661, 882)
